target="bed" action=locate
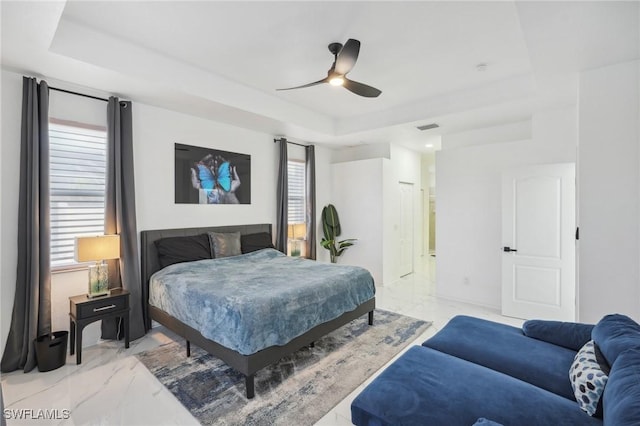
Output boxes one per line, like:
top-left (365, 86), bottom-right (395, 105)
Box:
top-left (140, 223), bottom-right (376, 398)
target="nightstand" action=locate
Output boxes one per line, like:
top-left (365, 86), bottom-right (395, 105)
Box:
top-left (69, 288), bottom-right (130, 364)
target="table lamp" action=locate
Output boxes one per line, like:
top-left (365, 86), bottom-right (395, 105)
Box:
top-left (75, 235), bottom-right (120, 298)
top-left (287, 223), bottom-right (306, 257)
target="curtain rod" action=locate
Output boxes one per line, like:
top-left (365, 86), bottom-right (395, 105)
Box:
top-left (49, 86), bottom-right (109, 103)
top-left (273, 137), bottom-right (308, 148)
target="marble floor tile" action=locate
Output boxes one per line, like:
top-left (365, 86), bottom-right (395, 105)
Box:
top-left (2, 256), bottom-right (524, 425)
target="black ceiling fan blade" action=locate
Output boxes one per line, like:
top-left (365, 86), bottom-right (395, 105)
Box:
top-left (343, 78), bottom-right (382, 98)
top-left (276, 77), bottom-right (328, 91)
top-left (334, 39), bottom-right (360, 75)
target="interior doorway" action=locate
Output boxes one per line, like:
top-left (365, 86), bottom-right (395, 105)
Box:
top-left (419, 152), bottom-right (437, 282)
top-left (501, 163), bottom-right (576, 321)
top-left (428, 196), bottom-right (436, 255)
top-left (399, 182), bottom-right (414, 277)
top-left (423, 152), bottom-right (436, 257)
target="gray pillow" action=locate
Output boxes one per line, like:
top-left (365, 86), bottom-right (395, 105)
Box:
top-left (208, 232), bottom-right (241, 258)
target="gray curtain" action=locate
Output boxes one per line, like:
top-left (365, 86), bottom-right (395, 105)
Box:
top-left (101, 98), bottom-right (145, 340)
top-left (305, 145), bottom-right (317, 260)
top-left (275, 138), bottom-right (288, 253)
top-left (1, 77), bottom-right (51, 373)
top-left (0, 384), bottom-right (5, 426)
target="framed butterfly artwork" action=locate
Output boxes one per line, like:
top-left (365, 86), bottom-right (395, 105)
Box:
top-left (174, 143), bottom-right (251, 204)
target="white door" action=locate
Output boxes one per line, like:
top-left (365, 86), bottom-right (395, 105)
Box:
top-left (399, 182), bottom-right (414, 277)
top-left (501, 163), bottom-right (576, 321)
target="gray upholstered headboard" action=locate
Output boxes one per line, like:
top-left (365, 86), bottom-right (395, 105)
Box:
top-left (141, 223), bottom-right (272, 288)
top-left (140, 223), bottom-right (272, 327)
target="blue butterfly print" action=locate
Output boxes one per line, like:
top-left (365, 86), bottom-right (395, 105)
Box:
top-left (216, 161), bottom-right (232, 192)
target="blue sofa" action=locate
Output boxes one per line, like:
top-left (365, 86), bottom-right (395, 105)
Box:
top-left (351, 314), bottom-right (640, 426)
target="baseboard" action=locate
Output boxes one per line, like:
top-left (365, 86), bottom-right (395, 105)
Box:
top-left (434, 293), bottom-right (501, 312)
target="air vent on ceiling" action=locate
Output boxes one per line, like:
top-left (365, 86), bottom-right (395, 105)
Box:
top-left (416, 123), bottom-right (439, 131)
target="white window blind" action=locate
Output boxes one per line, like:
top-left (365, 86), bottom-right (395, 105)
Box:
top-left (288, 160), bottom-right (306, 224)
top-left (49, 122), bottom-right (107, 268)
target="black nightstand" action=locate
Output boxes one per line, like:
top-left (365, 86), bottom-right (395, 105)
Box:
top-left (69, 288), bottom-right (130, 364)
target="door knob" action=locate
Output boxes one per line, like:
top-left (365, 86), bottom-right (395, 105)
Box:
top-left (503, 247), bottom-right (517, 252)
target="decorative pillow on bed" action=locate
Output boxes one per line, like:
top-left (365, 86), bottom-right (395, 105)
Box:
top-left (570, 340), bottom-right (610, 418)
top-left (208, 231), bottom-right (242, 258)
top-left (155, 234), bottom-right (212, 268)
top-left (241, 232), bottom-right (275, 253)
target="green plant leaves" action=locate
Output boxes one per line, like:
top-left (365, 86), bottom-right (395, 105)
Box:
top-left (321, 204), bottom-right (355, 262)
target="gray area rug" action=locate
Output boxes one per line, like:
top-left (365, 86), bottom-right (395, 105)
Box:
top-left (136, 309), bottom-right (431, 426)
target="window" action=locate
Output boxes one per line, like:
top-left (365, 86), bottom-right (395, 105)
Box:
top-left (49, 120), bottom-right (108, 269)
top-left (287, 160), bottom-right (306, 224)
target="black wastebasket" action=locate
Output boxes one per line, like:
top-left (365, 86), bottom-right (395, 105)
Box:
top-left (35, 331), bottom-right (68, 372)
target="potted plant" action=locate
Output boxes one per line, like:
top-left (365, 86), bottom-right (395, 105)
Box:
top-left (320, 204), bottom-right (356, 263)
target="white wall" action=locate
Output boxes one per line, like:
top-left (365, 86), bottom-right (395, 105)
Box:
top-left (1, 70), bottom-right (23, 352)
top-left (332, 143), bottom-right (390, 163)
top-left (578, 60), bottom-right (640, 323)
top-left (49, 89), bottom-right (107, 127)
top-left (382, 158), bottom-right (394, 285)
top-left (314, 146), bottom-right (333, 263)
top-left (0, 68), bottom-right (334, 351)
top-left (332, 159), bottom-right (385, 284)
top-left (331, 144), bottom-right (422, 286)
top-left (436, 108), bottom-right (577, 308)
top-left (133, 103), bottom-right (277, 231)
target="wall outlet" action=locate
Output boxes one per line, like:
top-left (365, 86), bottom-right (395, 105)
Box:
top-left (463, 276), bottom-right (470, 285)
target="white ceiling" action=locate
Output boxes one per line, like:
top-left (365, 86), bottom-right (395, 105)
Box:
top-left (1, 1), bottom-right (638, 151)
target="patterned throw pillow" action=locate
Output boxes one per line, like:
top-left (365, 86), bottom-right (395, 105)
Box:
top-left (569, 340), bottom-right (609, 417)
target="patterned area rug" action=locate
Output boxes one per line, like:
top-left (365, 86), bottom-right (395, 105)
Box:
top-left (136, 309), bottom-right (431, 426)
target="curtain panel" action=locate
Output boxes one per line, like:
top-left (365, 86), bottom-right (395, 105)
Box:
top-left (1, 77), bottom-right (51, 373)
top-left (305, 145), bottom-right (317, 260)
top-left (102, 98), bottom-right (146, 340)
top-left (275, 139), bottom-right (288, 253)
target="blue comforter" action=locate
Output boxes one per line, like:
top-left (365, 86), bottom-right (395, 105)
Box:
top-left (149, 249), bottom-right (375, 355)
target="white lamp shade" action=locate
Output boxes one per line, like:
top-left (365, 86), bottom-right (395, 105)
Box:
top-left (287, 223), bottom-right (307, 240)
top-left (75, 235), bottom-right (120, 262)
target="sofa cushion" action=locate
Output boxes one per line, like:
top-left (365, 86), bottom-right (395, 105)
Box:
top-left (592, 314), bottom-right (640, 366)
top-left (422, 315), bottom-right (576, 400)
top-left (523, 319), bottom-right (594, 351)
top-left (570, 340), bottom-right (608, 417)
top-left (351, 346), bottom-right (601, 426)
top-left (603, 349), bottom-right (640, 426)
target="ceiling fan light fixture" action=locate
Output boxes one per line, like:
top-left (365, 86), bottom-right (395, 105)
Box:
top-left (329, 76), bottom-right (345, 86)
top-left (276, 39), bottom-right (381, 97)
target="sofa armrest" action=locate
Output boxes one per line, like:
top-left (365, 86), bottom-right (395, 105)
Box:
top-left (522, 320), bottom-right (594, 351)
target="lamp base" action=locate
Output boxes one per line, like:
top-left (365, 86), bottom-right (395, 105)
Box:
top-left (290, 239), bottom-right (301, 257)
top-left (88, 263), bottom-right (110, 298)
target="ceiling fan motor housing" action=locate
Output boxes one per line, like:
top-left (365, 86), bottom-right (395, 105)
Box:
top-left (328, 42), bottom-right (343, 56)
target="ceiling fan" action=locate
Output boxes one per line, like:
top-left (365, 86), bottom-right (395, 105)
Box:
top-left (277, 39), bottom-right (382, 98)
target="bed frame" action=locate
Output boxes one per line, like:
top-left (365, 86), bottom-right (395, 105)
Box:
top-left (140, 223), bottom-right (375, 399)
